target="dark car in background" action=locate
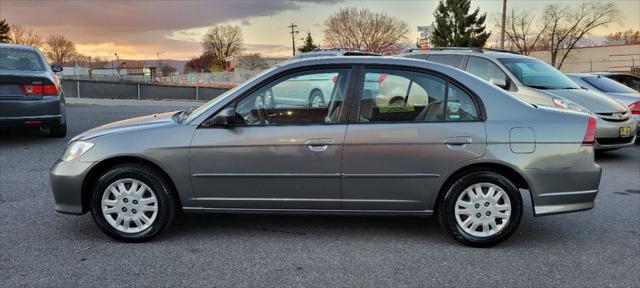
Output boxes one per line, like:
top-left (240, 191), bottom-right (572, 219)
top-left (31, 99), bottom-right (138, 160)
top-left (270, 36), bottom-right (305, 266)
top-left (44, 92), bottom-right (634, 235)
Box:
top-left (594, 72), bottom-right (640, 92)
top-left (0, 43), bottom-right (67, 137)
top-left (567, 73), bottom-right (640, 136)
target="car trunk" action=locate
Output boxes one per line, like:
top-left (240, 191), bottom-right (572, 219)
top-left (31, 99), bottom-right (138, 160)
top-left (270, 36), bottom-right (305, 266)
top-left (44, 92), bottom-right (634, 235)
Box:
top-left (0, 71), bottom-right (55, 100)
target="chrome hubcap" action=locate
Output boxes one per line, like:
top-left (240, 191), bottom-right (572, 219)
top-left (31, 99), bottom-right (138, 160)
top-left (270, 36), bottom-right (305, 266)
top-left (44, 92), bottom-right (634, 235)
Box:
top-left (311, 94), bottom-right (323, 108)
top-left (101, 178), bottom-right (158, 233)
top-left (454, 183), bottom-right (511, 237)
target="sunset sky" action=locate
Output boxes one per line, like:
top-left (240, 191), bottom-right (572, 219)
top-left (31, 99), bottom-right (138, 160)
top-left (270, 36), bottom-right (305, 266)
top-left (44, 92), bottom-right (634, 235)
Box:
top-left (1, 0), bottom-right (639, 60)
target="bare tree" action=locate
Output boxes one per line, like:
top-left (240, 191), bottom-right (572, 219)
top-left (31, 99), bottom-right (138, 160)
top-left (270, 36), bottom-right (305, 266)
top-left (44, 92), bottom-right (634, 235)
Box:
top-left (494, 9), bottom-right (548, 55)
top-left (323, 7), bottom-right (409, 54)
top-left (202, 24), bottom-right (244, 71)
top-left (42, 35), bottom-right (76, 64)
top-left (542, 1), bottom-right (620, 69)
top-left (239, 53), bottom-right (268, 71)
top-left (8, 24), bottom-right (42, 47)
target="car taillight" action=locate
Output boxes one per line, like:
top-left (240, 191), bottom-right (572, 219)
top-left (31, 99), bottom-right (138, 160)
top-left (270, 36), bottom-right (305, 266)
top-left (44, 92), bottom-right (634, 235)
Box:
top-left (582, 117), bottom-right (597, 146)
top-left (43, 85), bottom-right (59, 95)
top-left (629, 101), bottom-right (640, 115)
top-left (379, 73), bottom-right (387, 84)
top-left (22, 84), bottom-right (59, 96)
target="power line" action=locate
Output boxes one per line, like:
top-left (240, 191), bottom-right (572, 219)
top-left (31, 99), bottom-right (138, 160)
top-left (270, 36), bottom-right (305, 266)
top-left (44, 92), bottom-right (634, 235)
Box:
top-left (288, 22), bottom-right (299, 56)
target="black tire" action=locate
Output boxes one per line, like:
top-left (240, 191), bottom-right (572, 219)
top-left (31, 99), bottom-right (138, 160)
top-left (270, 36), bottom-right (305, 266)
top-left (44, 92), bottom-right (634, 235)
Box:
top-left (308, 90), bottom-right (324, 108)
top-left (437, 170), bottom-right (523, 247)
top-left (90, 163), bottom-right (178, 242)
top-left (48, 122), bottom-right (67, 138)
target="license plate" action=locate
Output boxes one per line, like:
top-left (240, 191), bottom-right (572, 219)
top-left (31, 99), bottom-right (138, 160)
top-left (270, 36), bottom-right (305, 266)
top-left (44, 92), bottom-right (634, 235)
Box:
top-left (619, 126), bottom-right (631, 137)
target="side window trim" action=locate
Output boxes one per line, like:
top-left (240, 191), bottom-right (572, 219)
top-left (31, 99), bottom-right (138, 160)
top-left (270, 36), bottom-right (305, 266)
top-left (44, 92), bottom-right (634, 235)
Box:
top-left (350, 65), bottom-right (485, 124)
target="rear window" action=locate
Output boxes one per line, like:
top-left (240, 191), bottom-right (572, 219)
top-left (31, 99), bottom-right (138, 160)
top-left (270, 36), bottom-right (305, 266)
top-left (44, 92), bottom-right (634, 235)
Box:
top-left (582, 76), bottom-right (637, 94)
top-left (426, 54), bottom-right (464, 68)
top-left (0, 48), bottom-right (46, 71)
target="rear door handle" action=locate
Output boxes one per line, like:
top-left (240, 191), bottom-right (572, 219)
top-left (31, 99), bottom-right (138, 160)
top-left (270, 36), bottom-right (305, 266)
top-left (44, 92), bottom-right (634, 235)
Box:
top-left (444, 136), bottom-right (472, 146)
top-left (305, 138), bottom-right (334, 152)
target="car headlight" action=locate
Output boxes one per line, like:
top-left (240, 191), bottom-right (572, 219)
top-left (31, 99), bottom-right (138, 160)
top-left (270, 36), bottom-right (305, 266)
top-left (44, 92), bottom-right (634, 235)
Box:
top-left (62, 141), bottom-right (94, 161)
top-left (552, 98), bottom-right (592, 115)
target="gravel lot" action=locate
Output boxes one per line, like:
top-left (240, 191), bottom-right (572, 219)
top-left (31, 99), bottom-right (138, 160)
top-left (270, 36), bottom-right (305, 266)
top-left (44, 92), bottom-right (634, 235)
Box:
top-left (1, 101), bottom-right (639, 287)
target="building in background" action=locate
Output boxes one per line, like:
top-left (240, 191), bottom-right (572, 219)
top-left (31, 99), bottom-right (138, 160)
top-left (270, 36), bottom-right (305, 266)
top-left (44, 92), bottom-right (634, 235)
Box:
top-left (529, 44), bottom-right (640, 74)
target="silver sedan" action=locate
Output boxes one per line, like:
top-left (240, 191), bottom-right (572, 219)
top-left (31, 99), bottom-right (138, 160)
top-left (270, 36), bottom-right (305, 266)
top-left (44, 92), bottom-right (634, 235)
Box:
top-left (567, 73), bottom-right (640, 137)
top-left (51, 57), bottom-right (602, 247)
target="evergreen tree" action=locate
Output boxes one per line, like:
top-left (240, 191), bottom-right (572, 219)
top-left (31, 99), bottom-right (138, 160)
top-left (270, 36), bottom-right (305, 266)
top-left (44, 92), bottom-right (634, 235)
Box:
top-left (298, 32), bottom-right (319, 53)
top-left (0, 19), bottom-right (11, 43)
top-left (431, 0), bottom-right (490, 47)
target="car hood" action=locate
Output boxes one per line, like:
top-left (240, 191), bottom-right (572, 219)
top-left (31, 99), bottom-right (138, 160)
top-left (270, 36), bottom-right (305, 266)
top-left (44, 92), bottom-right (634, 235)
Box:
top-left (541, 89), bottom-right (627, 113)
top-left (71, 111), bottom-right (179, 142)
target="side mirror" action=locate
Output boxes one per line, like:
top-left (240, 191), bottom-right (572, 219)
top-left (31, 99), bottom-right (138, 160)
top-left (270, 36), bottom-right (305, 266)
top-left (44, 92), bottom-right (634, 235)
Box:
top-left (51, 64), bottom-right (63, 73)
top-left (489, 78), bottom-right (507, 89)
top-left (205, 107), bottom-right (236, 127)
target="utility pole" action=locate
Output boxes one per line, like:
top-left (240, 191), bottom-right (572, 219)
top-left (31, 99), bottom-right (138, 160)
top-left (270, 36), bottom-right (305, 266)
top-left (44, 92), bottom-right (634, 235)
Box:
top-left (288, 22), bottom-right (299, 56)
top-left (500, 0), bottom-right (507, 49)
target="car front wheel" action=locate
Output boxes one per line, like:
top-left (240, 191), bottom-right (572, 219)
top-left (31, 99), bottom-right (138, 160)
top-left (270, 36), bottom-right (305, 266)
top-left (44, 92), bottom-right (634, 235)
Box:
top-left (437, 171), bottom-right (523, 247)
top-left (90, 164), bottom-right (177, 242)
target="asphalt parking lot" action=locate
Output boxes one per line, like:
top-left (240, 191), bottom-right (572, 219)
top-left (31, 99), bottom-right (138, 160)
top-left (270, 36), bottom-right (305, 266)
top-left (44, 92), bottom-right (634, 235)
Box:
top-left (1, 101), bottom-right (638, 287)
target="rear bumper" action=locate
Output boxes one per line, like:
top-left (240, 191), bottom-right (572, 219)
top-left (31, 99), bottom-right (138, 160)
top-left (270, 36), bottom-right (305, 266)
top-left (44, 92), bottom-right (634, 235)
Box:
top-left (526, 146), bottom-right (602, 216)
top-left (0, 96), bottom-right (64, 128)
top-left (0, 115), bottom-right (63, 129)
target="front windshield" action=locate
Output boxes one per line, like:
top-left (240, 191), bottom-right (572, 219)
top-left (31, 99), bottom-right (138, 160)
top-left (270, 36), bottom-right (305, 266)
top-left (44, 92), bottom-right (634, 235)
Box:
top-left (184, 66), bottom-right (278, 122)
top-left (498, 57), bottom-right (580, 90)
top-left (582, 76), bottom-right (638, 94)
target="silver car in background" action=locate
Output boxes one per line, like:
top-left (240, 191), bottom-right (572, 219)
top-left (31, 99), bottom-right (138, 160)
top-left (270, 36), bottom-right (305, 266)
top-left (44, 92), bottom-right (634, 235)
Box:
top-left (400, 49), bottom-right (637, 150)
top-left (567, 73), bottom-right (640, 136)
top-left (51, 57), bottom-right (601, 247)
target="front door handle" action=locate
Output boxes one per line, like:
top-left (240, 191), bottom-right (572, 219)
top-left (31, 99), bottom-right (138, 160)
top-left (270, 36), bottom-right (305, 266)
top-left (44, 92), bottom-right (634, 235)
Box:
top-left (305, 138), bottom-right (334, 152)
top-left (444, 136), bottom-right (472, 146)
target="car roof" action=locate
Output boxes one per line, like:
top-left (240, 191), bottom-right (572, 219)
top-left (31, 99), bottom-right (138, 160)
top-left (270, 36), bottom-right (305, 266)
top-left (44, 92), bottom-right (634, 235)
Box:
top-left (276, 55), bottom-right (452, 70)
top-left (400, 48), bottom-right (531, 60)
top-left (0, 43), bottom-right (39, 51)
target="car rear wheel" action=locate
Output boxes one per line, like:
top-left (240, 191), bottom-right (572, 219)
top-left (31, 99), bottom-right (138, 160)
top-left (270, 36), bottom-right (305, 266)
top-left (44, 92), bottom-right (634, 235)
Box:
top-left (90, 164), bottom-right (177, 242)
top-left (437, 171), bottom-right (523, 247)
top-left (48, 122), bottom-right (67, 138)
top-left (309, 90), bottom-right (324, 108)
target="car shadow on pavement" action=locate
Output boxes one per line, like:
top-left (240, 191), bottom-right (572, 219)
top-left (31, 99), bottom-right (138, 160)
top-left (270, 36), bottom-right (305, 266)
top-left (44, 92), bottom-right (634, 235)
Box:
top-left (167, 213), bottom-right (448, 241)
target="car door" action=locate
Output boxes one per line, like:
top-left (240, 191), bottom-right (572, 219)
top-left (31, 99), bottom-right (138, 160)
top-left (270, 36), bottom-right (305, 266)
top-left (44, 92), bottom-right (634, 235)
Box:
top-left (189, 66), bottom-right (354, 210)
top-left (341, 67), bottom-right (486, 211)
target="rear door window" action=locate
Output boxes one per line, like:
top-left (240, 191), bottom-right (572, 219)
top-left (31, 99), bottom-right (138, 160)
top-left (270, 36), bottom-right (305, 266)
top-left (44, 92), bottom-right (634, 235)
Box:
top-left (426, 54), bottom-right (465, 68)
top-left (357, 68), bottom-right (480, 123)
top-left (0, 48), bottom-right (45, 71)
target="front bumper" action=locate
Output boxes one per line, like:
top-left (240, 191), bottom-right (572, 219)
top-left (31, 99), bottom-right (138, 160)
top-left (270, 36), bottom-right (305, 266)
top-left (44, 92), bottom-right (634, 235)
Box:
top-left (50, 159), bottom-right (94, 215)
top-left (593, 116), bottom-right (637, 149)
top-left (526, 146), bottom-right (602, 216)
